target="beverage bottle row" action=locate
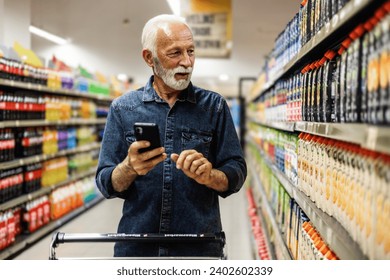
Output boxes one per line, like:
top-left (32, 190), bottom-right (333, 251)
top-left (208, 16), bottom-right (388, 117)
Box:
top-left (68, 152), bottom-right (94, 175)
top-left (262, 0), bottom-right (351, 83)
top-left (0, 176), bottom-right (97, 250)
top-left (45, 97), bottom-right (98, 121)
top-left (0, 57), bottom-right (48, 85)
top-left (300, 221), bottom-right (339, 260)
top-left (248, 123), bottom-right (299, 186)
top-left (0, 128), bottom-right (15, 162)
top-left (302, 4), bottom-right (390, 124)
top-left (248, 143), bottom-right (340, 260)
top-left (274, 11), bottom-right (301, 73)
top-left (41, 157), bottom-right (68, 188)
top-left (298, 132), bottom-right (390, 259)
top-left (0, 54), bottom-right (78, 91)
top-left (0, 164), bottom-right (42, 203)
top-left (252, 2), bottom-right (390, 125)
top-left (0, 167), bottom-right (23, 203)
top-left (0, 91), bottom-right (102, 122)
top-left (0, 209), bottom-right (16, 251)
top-left (0, 148), bottom-right (101, 204)
top-left (14, 127), bottom-right (44, 158)
top-left (0, 126), bottom-right (90, 163)
top-left (300, 0), bottom-right (350, 46)
top-left (24, 163), bottom-right (43, 194)
top-left (50, 183), bottom-right (82, 220)
top-left (246, 187), bottom-right (271, 260)
top-left (0, 90), bottom-right (45, 121)
top-left (22, 196), bottom-right (50, 234)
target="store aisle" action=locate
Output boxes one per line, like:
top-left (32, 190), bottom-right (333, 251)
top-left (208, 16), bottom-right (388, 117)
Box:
top-left (13, 188), bottom-right (253, 260)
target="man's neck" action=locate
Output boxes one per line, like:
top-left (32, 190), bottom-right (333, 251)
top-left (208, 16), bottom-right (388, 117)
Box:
top-left (153, 79), bottom-right (180, 107)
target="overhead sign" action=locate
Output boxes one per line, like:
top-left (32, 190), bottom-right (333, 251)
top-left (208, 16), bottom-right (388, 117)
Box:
top-left (181, 0), bottom-right (232, 58)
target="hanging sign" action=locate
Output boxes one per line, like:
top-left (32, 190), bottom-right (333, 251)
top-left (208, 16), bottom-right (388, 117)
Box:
top-left (181, 0), bottom-right (232, 58)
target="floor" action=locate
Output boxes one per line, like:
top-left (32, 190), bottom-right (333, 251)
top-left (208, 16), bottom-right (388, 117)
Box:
top-left (13, 188), bottom-right (254, 260)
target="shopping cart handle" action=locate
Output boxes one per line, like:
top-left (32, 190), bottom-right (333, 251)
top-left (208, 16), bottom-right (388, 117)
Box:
top-left (49, 231), bottom-right (225, 260)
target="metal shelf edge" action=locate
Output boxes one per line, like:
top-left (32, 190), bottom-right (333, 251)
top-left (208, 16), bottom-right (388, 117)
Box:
top-left (0, 78), bottom-right (114, 102)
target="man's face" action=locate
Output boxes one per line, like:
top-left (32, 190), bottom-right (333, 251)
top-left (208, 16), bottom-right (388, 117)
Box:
top-left (153, 24), bottom-right (195, 90)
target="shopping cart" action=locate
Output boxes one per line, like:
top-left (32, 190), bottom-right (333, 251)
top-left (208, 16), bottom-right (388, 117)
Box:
top-left (49, 231), bottom-right (226, 260)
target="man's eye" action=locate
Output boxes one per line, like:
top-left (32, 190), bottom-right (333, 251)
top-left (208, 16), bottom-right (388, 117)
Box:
top-left (169, 51), bottom-right (180, 56)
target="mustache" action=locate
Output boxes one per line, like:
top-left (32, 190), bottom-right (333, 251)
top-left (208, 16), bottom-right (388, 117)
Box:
top-left (173, 66), bottom-right (193, 74)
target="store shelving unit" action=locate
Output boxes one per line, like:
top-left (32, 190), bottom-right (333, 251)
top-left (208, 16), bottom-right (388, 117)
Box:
top-left (0, 78), bottom-right (113, 102)
top-left (247, 138), bottom-right (367, 259)
top-left (0, 76), bottom-right (112, 259)
top-left (245, 0), bottom-right (389, 260)
top-left (248, 114), bottom-right (390, 155)
top-left (248, 162), bottom-right (292, 260)
top-left (248, 0), bottom-right (383, 102)
top-left (0, 194), bottom-right (103, 260)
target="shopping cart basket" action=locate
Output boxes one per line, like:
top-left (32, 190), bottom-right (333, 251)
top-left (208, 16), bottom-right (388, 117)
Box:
top-left (49, 231), bottom-right (226, 260)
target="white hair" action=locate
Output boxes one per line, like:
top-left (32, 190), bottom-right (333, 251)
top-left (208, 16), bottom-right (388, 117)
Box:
top-left (141, 14), bottom-right (192, 56)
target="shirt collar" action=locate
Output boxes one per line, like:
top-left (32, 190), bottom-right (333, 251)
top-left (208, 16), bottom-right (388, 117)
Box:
top-left (142, 76), bottom-right (196, 104)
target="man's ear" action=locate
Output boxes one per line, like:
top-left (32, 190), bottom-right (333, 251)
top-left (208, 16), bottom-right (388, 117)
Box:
top-left (142, 49), bottom-right (154, 67)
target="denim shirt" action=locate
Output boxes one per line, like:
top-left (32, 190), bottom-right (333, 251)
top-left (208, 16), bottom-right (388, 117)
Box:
top-left (95, 76), bottom-right (247, 257)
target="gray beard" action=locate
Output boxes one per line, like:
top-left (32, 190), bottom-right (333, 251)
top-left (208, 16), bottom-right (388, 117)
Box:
top-left (153, 58), bottom-right (192, 90)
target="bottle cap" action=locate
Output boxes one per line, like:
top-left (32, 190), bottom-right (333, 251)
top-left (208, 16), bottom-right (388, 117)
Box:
top-left (369, 16), bottom-right (379, 28)
top-left (341, 38), bottom-right (352, 49)
top-left (354, 24), bottom-right (366, 38)
top-left (324, 50), bottom-right (336, 60)
top-left (364, 20), bottom-right (374, 32)
top-left (319, 57), bottom-right (327, 66)
top-left (338, 46), bottom-right (346, 55)
top-left (374, 7), bottom-right (387, 21)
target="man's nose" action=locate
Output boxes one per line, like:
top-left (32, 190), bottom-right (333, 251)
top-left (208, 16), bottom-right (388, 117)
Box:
top-left (180, 52), bottom-right (193, 68)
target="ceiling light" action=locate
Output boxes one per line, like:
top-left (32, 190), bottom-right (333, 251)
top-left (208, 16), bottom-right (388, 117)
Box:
top-left (167, 0), bottom-right (181, 16)
top-left (219, 74), bottom-right (229, 81)
top-left (29, 25), bottom-right (69, 45)
top-left (117, 73), bottom-right (128, 82)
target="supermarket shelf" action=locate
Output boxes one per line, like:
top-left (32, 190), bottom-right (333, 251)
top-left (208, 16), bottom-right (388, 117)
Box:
top-left (246, 186), bottom-right (276, 260)
top-left (0, 78), bottom-right (114, 102)
top-left (249, 0), bottom-right (381, 101)
top-left (247, 115), bottom-right (295, 132)
top-left (295, 122), bottom-right (390, 155)
top-left (0, 142), bottom-right (101, 170)
top-left (247, 137), bottom-right (368, 260)
top-left (247, 157), bottom-right (292, 260)
top-left (248, 117), bottom-right (390, 155)
top-left (0, 168), bottom-right (97, 211)
top-left (0, 194), bottom-right (104, 260)
top-left (0, 118), bottom-right (106, 129)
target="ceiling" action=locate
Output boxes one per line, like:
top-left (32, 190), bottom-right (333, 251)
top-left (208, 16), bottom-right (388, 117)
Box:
top-left (30, 0), bottom-right (301, 97)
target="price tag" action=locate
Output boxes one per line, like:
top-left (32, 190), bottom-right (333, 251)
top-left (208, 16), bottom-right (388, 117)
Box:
top-left (366, 127), bottom-right (378, 150)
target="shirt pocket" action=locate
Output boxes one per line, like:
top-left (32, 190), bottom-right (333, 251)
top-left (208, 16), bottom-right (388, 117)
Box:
top-left (181, 129), bottom-right (213, 158)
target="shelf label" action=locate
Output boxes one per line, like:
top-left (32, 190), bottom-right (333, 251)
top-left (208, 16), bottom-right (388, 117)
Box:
top-left (365, 127), bottom-right (378, 150)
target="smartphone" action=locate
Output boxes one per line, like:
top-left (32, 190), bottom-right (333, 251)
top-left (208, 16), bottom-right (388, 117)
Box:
top-left (134, 122), bottom-right (162, 153)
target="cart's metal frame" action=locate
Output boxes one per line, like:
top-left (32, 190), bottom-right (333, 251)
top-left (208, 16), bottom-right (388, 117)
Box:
top-left (49, 231), bottom-right (226, 260)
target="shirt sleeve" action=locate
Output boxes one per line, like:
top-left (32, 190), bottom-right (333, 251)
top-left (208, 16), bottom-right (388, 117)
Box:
top-left (95, 100), bottom-right (131, 199)
top-left (213, 98), bottom-right (247, 198)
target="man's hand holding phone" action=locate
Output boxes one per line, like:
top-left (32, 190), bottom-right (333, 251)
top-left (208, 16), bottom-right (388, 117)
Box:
top-left (127, 141), bottom-right (166, 176)
top-left (127, 123), bottom-right (166, 176)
